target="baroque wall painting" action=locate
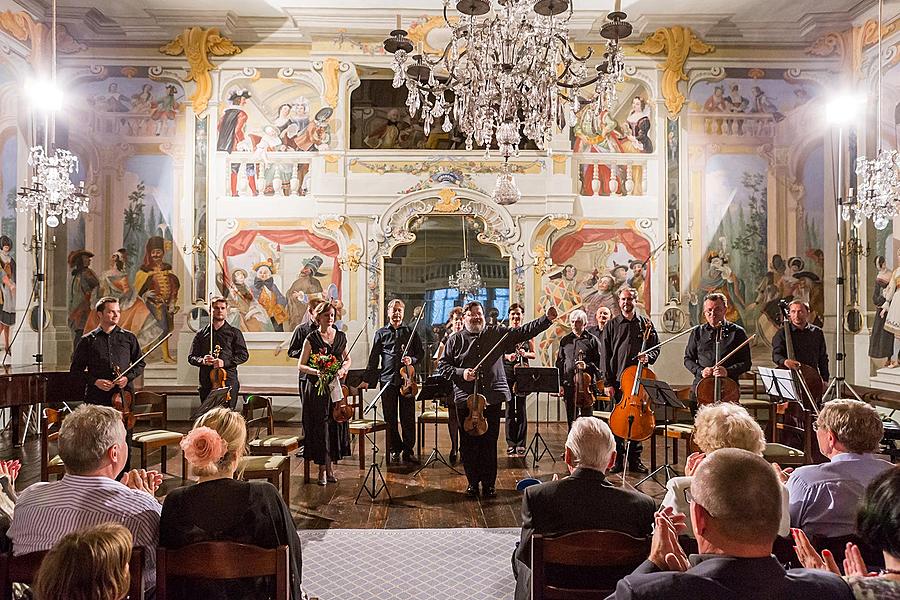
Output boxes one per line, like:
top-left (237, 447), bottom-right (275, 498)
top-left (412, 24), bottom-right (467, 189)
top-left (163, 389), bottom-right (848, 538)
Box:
top-left (216, 69), bottom-right (338, 197)
top-left (62, 67), bottom-right (186, 362)
top-left (535, 227), bottom-right (653, 364)
top-left (220, 229), bottom-right (342, 334)
top-left (0, 135), bottom-right (15, 242)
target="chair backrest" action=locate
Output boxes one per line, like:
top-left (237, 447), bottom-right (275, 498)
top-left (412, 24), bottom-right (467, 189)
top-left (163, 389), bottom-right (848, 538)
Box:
top-left (132, 391), bottom-right (168, 429)
top-left (532, 530), bottom-right (650, 599)
top-left (243, 395), bottom-right (275, 437)
top-left (155, 542), bottom-right (289, 600)
top-left (40, 408), bottom-right (65, 482)
top-left (773, 401), bottom-right (812, 462)
top-left (0, 546), bottom-right (145, 600)
top-left (809, 533), bottom-right (885, 571)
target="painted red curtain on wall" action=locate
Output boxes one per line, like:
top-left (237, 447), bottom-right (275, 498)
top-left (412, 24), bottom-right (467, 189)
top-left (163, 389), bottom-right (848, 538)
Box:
top-left (221, 230), bottom-right (341, 291)
top-left (550, 228), bottom-right (652, 307)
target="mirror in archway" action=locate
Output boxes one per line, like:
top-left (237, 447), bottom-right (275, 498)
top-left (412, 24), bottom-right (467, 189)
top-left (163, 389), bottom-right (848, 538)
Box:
top-left (383, 215), bottom-right (510, 360)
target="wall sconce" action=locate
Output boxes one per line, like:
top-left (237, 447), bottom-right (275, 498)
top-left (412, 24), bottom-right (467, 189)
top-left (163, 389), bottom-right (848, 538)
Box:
top-left (841, 236), bottom-right (869, 257)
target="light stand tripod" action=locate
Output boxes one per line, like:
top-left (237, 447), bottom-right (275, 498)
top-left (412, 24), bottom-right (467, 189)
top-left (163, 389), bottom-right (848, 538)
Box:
top-left (516, 367), bottom-right (559, 469)
top-left (635, 378), bottom-right (685, 489)
top-left (413, 375), bottom-right (461, 476)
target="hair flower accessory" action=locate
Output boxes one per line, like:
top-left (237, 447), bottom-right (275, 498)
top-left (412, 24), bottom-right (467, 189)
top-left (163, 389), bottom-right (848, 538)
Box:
top-left (180, 426), bottom-right (228, 467)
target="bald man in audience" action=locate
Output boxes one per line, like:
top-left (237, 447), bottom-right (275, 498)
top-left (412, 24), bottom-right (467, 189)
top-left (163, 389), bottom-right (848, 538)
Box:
top-left (610, 448), bottom-right (852, 599)
top-left (513, 417), bottom-right (655, 600)
top-left (781, 399), bottom-right (892, 537)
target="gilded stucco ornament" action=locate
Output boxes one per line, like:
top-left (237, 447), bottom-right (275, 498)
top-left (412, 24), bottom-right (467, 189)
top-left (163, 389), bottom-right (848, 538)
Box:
top-left (159, 27), bottom-right (241, 115)
top-left (636, 26), bottom-right (714, 118)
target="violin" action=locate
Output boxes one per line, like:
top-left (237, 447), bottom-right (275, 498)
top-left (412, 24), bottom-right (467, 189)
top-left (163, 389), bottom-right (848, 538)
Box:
top-left (400, 363), bottom-right (418, 399)
top-left (209, 344), bottom-right (231, 406)
top-left (609, 318), bottom-right (657, 442)
top-left (464, 372), bottom-right (488, 436)
top-left (111, 365), bottom-right (136, 429)
top-left (332, 378), bottom-right (355, 423)
top-left (695, 325), bottom-right (741, 405)
top-left (573, 349), bottom-right (595, 409)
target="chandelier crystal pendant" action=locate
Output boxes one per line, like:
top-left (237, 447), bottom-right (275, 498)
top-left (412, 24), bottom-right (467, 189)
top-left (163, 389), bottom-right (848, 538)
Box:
top-left (384, 1), bottom-right (633, 158)
top-left (17, 146), bottom-right (89, 228)
top-left (449, 217), bottom-right (483, 296)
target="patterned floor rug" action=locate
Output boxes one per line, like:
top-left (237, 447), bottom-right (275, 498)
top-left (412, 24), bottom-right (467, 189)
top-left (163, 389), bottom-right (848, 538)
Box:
top-left (297, 528), bottom-right (519, 600)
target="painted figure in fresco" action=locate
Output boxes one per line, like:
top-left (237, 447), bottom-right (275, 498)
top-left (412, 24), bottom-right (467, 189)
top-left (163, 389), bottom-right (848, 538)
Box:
top-left (579, 272), bottom-right (621, 326)
top-left (703, 86), bottom-right (727, 112)
top-left (273, 103), bottom-right (292, 130)
top-left (104, 82), bottom-right (130, 113)
top-left (725, 83), bottom-right (750, 135)
top-left (251, 259), bottom-right (288, 332)
top-left (150, 84), bottom-right (180, 136)
top-left (364, 107), bottom-right (409, 149)
top-left (286, 256), bottom-right (326, 330)
top-left (700, 251), bottom-right (746, 326)
top-left (0, 235), bottom-right (15, 356)
top-left (624, 96), bottom-right (653, 154)
top-left (279, 98), bottom-right (310, 140)
top-left (750, 86), bottom-right (784, 121)
top-left (611, 263), bottom-right (629, 292)
top-left (84, 248), bottom-right (161, 348)
top-left (537, 264), bottom-right (582, 364)
top-left (135, 236), bottom-right (180, 363)
top-left (627, 259), bottom-right (646, 297)
top-left (870, 255), bottom-right (897, 366)
top-left (217, 89), bottom-right (257, 196)
top-left (253, 125), bottom-right (292, 195)
top-left (131, 83), bottom-right (154, 113)
top-left (226, 268), bottom-right (271, 332)
top-left (572, 102), bottom-right (628, 194)
top-left (67, 250), bottom-right (100, 341)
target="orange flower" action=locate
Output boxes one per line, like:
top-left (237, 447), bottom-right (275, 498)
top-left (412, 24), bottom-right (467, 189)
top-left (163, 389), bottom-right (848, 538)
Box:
top-left (180, 426), bottom-right (228, 468)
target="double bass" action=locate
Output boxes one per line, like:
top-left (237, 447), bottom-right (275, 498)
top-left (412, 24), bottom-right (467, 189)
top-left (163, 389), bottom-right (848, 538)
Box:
top-left (780, 301), bottom-right (825, 411)
top-left (609, 319), bottom-right (657, 443)
top-left (695, 326), bottom-right (742, 405)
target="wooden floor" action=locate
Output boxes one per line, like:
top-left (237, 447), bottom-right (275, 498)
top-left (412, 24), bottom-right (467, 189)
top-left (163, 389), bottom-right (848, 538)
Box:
top-left (0, 420), bottom-right (673, 530)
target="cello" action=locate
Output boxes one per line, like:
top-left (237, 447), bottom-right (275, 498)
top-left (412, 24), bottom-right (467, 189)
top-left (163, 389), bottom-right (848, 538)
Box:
top-left (609, 319), bottom-right (657, 444)
top-left (695, 326), bottom-right (742, 405)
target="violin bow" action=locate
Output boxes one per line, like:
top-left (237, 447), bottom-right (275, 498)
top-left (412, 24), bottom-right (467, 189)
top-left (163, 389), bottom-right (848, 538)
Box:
top-left (713, 334), bottom-right (756, 368)
top-left (400, 300), bottom-right (428, 361)
top-left (117, 332), bottom-right (173, 379)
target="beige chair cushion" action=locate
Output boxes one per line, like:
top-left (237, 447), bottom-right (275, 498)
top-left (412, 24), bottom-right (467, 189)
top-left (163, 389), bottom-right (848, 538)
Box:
top-left (657, 423), bottom-right (695, 437)
top-left (763, 442), bottom-right (804, 458)
top-left (740, 399), bottom-right (772, 410)
top-left (249, 435), bottom-right (300, 449)
top-left (592, 410), bottom-right (612, 421)
top-left (419, 409), bottom-right (449, 421)
top-left (48, 455), bottom-right (64, 467)
top-left (132, 430), bottom-right (184, 445)
top-left (239, 455), bottom-right (288, 472)
top-left (348, 419), bottom-right (385, 432)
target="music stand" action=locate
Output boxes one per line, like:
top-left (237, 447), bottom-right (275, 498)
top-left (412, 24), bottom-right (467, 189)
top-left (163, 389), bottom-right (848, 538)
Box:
top-left (759, 367), bottom-right (799, 402)
top-left (413, 375), bottom-right (461, 477)
top-left (635, 378), bottom-right (686, 490)
top-left (515, 366), bottom-right (559, 469)
top-left (354, 381), bottom-right (392, 504)
top-left (190, 386), bottom-right (231, 420)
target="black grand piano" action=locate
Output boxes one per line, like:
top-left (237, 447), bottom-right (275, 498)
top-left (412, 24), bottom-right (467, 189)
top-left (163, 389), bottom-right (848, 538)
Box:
top-left (1, 365), bottom-right (84, 443)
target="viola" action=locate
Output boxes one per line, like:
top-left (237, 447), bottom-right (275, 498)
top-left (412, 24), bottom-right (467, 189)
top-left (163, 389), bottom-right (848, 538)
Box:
top-left (209, 344), bottom-right (231, 406)
top-left (695, 325), bottom-right (741, 405)
top-left (464, 373), bottom-right (488, 436)
top-left (573, 349), bottom-right (595, 409)
top-left (332, 379), bottom-right (355, 423)
top-left (111, 365), bottom-right (136, 429)
top-left (609, 318), bottom-right (657, 442)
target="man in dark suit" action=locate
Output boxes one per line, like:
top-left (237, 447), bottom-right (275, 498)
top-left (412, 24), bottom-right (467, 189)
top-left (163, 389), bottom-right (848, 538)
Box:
top-left (512, 417), bottom-right (655, 600)
top-left (609, 448), bottom-right (852, 600)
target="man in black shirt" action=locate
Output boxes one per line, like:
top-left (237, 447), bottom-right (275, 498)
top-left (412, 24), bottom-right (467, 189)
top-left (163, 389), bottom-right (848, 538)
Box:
top-left (438, 301), bottom-right (557, 498)
top-left (772, 300), bottom-right (829, 381)
top-left (585, 306), bottom-right (611, 342)
top-left (362, 299), bottom-right (425, 463)
top-left (556, 309), bottom-right (602, 430)
top-left (503, 304), bottom-right (535, 455)
top-left (600, 288), bottom-right (659, 474)
top-left (684, 293), bottom-right (751, 400)
top-left (71, 296), bottom-right (145, 406)
top-left (187, 296), bottom-right (250, 410)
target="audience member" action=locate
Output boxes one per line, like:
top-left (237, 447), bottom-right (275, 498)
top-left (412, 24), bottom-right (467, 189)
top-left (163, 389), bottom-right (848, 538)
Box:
top-left (513, 417), bottom-right (655, 600)
top-left (611, 448), bottom-right (852, 599)
top-left (160, 407), bottom-right (303, 599)
top-left (793, 466), bottom-right (900, 600)
top-left (783, 399), bottom-right (892, 537)
top-left (0, 459), bottom-right (20, 528)
top-left (7, 404), bottom-right (161, 591)
top-left (661, 403), bottom-right (789, 537)
top-left (33, 522), bottom-right (133, 600)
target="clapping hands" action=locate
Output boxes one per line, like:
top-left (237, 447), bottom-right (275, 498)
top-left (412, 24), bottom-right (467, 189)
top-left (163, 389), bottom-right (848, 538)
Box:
top-left (120, 468), bottom-right (163, 497)
top-left (649, 506), bottom-right (690, 572)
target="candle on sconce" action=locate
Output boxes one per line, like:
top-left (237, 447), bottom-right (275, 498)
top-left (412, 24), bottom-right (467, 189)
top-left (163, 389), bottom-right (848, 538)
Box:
top-left (396, 14), bottom-right (401, 30)
top-left (614, 0), bottom-right (621, 12)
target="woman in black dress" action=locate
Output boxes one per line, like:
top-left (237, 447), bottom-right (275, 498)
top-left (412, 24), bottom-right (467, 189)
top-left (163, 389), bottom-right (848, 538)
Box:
top-left (298, 300), bottom-right (351, 484)
top-left (161, 407), bottom-right (303, 600)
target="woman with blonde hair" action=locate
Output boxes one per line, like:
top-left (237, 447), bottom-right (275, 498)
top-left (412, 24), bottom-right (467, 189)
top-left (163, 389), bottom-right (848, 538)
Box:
top-left (660, 402), bottom-right (790, 538)
top-left (33, 523), bottom-right (132, 600)
top-left (160, 407), bottom-right (303, 599)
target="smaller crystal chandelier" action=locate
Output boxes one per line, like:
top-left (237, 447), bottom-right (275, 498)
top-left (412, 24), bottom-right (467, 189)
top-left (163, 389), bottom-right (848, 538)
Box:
top-left (449, 217), bottom-right (482, 296)
top-left (17, 146), bottom-right (89, 228)
top-left (848, 0), bottom-right (900, 230)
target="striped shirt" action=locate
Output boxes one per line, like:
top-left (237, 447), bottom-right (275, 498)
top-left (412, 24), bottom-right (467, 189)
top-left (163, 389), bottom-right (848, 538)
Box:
top-left (8, 474), bottom-right (161, 590)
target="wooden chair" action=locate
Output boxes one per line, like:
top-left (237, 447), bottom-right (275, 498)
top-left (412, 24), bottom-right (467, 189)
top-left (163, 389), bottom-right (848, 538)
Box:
top-left (417, 393), bottom-right (449, 459)
top-left (650, 423), bottom-right (694, 472)
top-left (243, 395), bottom-right (307, 483)
top-left (129, 391), bottom-right (185, 475)
top-left (763, 401), bottom-right (812, 466)
top-left (532, 530), bottom-right (650, 599)
top-left (155, 542), bottom-right (289, 600)
top-left (0, 547), bottom-right (145, 600)
top-left (347, 387), bottom-right (389, 471)
top-left (40, 408), bottom-right (66, 482)
top-left (237, 455), bottom-right (291, 504)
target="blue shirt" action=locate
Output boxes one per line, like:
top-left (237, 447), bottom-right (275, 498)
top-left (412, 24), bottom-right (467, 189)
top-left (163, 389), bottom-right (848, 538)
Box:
top-left (786, 452), bottom-right (893, 537)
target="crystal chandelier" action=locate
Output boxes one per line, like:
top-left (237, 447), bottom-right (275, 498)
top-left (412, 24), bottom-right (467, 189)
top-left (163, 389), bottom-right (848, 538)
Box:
top-left (385, 1), bottom-right (632, 204)
top-left (848, 0), bottom-right (900, 230)
top-left (492, 161), bottom-right (521, 205)
top-left (449, 217), bottom-right (482, 296)
top-left (17, 146), bottom-right (88, 228)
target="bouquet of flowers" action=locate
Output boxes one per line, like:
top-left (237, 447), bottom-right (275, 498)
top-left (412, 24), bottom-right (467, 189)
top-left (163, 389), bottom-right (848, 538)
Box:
top-left (309, 352), bottom-right (342, 396)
